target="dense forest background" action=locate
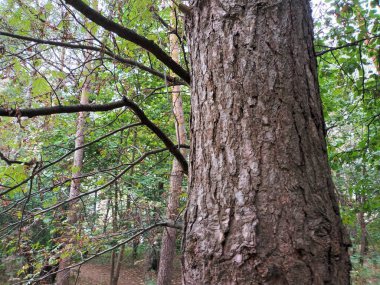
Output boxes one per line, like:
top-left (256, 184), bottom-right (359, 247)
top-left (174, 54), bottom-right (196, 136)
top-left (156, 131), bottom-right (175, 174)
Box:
top-left (0, 0), bottom-right (378, 284)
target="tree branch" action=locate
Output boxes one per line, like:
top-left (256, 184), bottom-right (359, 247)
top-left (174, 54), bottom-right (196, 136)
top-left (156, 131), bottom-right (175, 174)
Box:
top-left (64, 0), bottom-right (190, 84)
top-left (0, 100), bottom-right (126, 118)
top-left (0, 123), bottom-right (143, 197)
top-left (0, 98), bottom-right (188, 175)
top-left (316, 34), bottom-right (380, 56)
top-left (0, 151), bottom-right (35, 166)
top-left (121, 96), bottom-right (188, 175)
top-left (172, 0), bottom-right (192, 15)
top-left (0, 148), bottom-right (171, 235)
top-left (0, 31), bottom-right (184, 85)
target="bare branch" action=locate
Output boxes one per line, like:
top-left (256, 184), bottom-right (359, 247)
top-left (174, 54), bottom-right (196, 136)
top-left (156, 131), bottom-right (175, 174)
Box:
top-left (316, 34), bottom-right (380, 56)
top-left (171, 0), bottom-right (192, 15)
top-left (0, 100), bottom-right (126, 118)
top-left (0, 148), bottom-right (170, 235)
top-left (0, 31), bottom-right (184, 84)
top-left (121, 96), bottom-right (189, 175)
top-left (0, 98), bottom-right (188, 174)
top-left (0, 123), bottom-right (143, 197)
top-left (0, 151), bottom-right (35, 166)
top-left (64, 0), bottom-right (190, 83)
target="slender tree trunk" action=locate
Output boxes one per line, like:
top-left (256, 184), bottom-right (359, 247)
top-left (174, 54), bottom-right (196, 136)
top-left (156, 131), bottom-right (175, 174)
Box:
top-left (56, 81), bottom-right (89, 285)
top-left (183, 0), bottom-right (351, 284)
top-left (110, 250), bottom-right (116, 285)
top-left (103, 198), bottom-right (111, 234)
top-left (69, 82), bottom-right (89, 211)
top-left (111, 131), bottom-right (137, 284)
top-left (111, 245), bottom-right (125, 285)
top-left (109, 183), bottom-right (123, 285)
top-left (358, 157), bottom-right (368, 266)
top-left (130, 132), bottom-right (141, 264)
top-left (157, 5), bottom-right (187, 285)
top-left (109, 184), bottom-right (119, 284)
top-left (132, 239), bottom-right (139, 262)
top-left (157, 160), bottom-right (184, 284)
top-left (358, 206), bottom-right (367, 266)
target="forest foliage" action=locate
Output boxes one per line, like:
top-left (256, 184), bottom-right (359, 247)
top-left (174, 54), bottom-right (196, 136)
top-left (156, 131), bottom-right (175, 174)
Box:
top-left (0, 0), bottom-right (379, 284)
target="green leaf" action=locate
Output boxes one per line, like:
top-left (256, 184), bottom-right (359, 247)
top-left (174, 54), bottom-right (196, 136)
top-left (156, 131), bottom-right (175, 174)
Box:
top-left (32, 77), bottom-right (50, 96)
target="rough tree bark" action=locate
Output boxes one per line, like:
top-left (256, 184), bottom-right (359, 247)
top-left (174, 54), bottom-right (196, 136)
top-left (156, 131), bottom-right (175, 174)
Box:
top-left (157, 5), bottom-right (187, 283)
top-left (183, 0), bottom-right (351, 284)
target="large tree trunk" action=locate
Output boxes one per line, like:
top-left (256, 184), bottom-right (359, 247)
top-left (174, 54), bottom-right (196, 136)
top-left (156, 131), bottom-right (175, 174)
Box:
top-left (183, 0), bottom-right (351, 284)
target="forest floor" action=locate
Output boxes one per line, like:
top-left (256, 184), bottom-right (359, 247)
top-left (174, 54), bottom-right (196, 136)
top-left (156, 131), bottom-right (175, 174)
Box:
top-left (73, 257), bottom-right (380, 285)
top-left (75, 260), bottom-right (182, 285)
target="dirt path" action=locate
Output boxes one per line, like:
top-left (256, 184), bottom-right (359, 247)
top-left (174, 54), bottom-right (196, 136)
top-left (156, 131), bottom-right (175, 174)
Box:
top-left (76, 262), bottom-right (181, 285)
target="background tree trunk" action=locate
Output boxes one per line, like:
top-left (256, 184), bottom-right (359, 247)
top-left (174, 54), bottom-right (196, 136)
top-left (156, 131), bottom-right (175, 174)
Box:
top-left (157, 159), bottom-right (184, 284)
top-left (358, 206), bottom-right (367, 266)
top-left (109, 184), bottom-right (119, 285)
top-left (183, 0), bottom-right (351, 284)
top-left (157, 4), bottom-right (187, 285)
top-left (112, 245), bottom-right (125, 285)
top-left (56, 81), bottom-right (89, 285)
top-left (110, 130), bottom-right (137, 285)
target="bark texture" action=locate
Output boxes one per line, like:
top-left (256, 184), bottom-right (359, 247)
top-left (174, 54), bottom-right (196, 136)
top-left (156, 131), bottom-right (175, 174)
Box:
top-left (183, 0), bottom-right (351, 284)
